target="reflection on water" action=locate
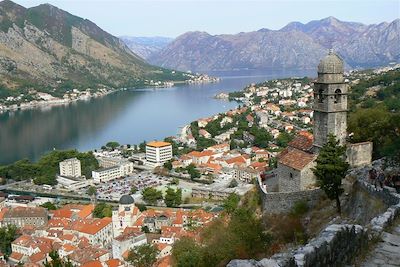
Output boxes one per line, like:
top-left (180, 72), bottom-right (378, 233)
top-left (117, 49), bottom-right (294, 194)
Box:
top-left (0, 69), bottom-right (314, 164)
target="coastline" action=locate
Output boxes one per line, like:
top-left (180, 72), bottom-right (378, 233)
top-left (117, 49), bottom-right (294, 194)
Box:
top-left (0, 76), bottom-right (220, 114)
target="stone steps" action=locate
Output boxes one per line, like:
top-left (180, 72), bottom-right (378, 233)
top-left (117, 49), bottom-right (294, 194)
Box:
top-left (361, 228), bottom-right (400, 267)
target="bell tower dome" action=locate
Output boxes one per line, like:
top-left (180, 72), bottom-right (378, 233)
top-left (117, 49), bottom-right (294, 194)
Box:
top-left (313, 50), bottom-right (348, 149)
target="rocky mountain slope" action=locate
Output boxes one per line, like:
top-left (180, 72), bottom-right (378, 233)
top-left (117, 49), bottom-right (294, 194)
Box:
top-left (0, 0), bottom-right (185, 97)
top-left (119, 36), bottom-right (172, 60)
top-left (149, 17), bottom-right (400, 72)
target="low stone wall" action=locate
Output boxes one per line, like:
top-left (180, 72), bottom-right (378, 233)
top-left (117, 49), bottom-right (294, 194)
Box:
top-left (229, 167), bottom-right (400, 267)
top-left (257, 176), bottom-right (323, 214)
top-left (261, 189), bottom-right (323, 214)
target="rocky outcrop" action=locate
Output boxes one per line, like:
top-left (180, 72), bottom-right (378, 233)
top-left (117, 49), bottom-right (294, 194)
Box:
top-left (150, 17), bottom-right (400, 72)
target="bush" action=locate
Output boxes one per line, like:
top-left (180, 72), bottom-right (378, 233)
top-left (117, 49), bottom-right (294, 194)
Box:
top-left (291, 200), bottom-right (309, 216)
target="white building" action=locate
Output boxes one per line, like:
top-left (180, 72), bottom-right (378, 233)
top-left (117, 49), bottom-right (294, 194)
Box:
top-left (112, 231), bottom-right (147, 260)
top-left (92, 161), bottom-right (134, 184)
top-left (59, 158), bottom-right (81, 178)
top-left (145, 141), bottom-right (173, 168)
top-left (92, 166), bottom-right (122, 183)
top-left (56, 175), bottom-right (93, 191)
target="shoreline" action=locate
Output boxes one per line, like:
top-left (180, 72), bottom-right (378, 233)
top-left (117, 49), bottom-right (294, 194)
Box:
top-left (0, 76), bottom-right (220, 114)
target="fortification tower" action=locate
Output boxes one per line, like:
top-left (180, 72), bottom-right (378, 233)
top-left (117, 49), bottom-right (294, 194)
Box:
top-left (313, 50), bottom-right (348, 150)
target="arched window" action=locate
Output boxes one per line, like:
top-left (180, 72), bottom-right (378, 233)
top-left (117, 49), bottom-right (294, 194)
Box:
top-left (334, 89), bottom-right (341, 104)
top-left (318, 89), bottom-right (324, 103)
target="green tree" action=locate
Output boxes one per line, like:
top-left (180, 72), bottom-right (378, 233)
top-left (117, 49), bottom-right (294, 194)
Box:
top-left (136, 203), bottom-right (147, 212)
top-left (126, 244), bottom-right (158, 267)
top-left (164, 160), bottom-right (173, 171)
top-left (172, 237), bottom-right (203, 267)
top-left (106, 141), bottom-right (120, 150)
top-left (40, 202), bottom-right (57, 210)
top-left (312, 134), bottom-right (349, 214)
top-left (139, 141), bottom-right (147, 152)
top-left (142, 187), bottom-right (163, 205)
top-left (223, 193), bottom-right (240, 214)
top-left (276, 132), bottom-right (294, 147)
top-left (130, 186), bottom-right (138, 194)
top-left (0, 225), bottom-right (17, 256)
top-left (186, 164), bottom-right (200, 180)
top-left (44, 251), bottom-right (73, 267)
top-left (87, 186), bottom-right (97, 196)
top-left (93, 202), bottom-right (112, 218)
top-left (164, 187), bottom-right (182, 207)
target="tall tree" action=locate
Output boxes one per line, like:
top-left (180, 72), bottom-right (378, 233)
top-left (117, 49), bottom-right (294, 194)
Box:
top-left (127, 244), bottom-right (158, 267)
top-left (142, 187), bottom-right (163, 205)
top-left (312, 134), bottom-right (349, 214)
top-left (0, 225), bottom-right (17, 256)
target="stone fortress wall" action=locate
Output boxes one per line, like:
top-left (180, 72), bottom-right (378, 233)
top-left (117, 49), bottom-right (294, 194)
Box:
top-left (229, 163), bottom-right (400, 267)
top-left (347, 141), bottom-right (373, 168)
top-left (257, 175), bottom-right (323, 213)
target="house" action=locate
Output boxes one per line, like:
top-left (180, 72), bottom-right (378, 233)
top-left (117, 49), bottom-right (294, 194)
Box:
top-left (73, 217), bottom-right (113, 247)
top-left (187, 150), bottom-right (214, 165)
top-left (277, 148), bottom-right (316, 192)
top-left (233, 166), bottom-right (259, 183)
top-left (206, 143), bottom-right (230, 153)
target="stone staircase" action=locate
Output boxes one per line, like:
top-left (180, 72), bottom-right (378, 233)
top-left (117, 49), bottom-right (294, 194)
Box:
top-left (361, 226), bottom-right (400, 267)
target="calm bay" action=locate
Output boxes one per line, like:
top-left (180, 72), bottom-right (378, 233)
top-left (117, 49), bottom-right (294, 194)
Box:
top-left (0, 69), bottom-right (314, 164)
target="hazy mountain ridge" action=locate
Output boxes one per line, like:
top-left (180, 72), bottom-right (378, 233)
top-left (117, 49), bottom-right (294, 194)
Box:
top-left (0, 0), bottom-right (182, 94)
top-left (119, 36), bottom-right (173, 59)
top-left (148, 17), bottom-right (400, 72)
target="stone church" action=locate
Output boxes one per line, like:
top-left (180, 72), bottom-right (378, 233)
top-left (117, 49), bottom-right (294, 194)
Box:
top-left (277, 50), bottom-right (373, 193)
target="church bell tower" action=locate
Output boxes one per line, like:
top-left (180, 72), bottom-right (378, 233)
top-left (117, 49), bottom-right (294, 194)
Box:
top-left (313, 50), bottom-right (348, 150)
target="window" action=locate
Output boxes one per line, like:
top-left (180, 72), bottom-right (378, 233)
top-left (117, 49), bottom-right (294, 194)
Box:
top-left (318, 89), bottom-right (324, 103)
top-left (334, 89), bottom-right (342, 104)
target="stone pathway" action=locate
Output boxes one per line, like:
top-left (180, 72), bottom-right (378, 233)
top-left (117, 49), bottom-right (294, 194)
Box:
top-left (361, 225), bottom-right (400, 267)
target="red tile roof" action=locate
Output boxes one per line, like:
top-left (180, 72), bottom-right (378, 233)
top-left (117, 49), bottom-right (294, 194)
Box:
top-left (77, 204), bottom-right (95, 219)
top-left (288, 132), bottom-right (313, 152)
top-left (278, 148), bottom-right (315, 170)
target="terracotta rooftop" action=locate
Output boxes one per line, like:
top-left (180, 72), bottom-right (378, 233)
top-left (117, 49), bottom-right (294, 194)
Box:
top-left (288, 132), bottom-right (314, 152)
top-left (147, 141), bottom-right (171, 148)
top-left (77, 204), bottom-right (95, 219)
top-left (278, 148), bottom-right (315, 170)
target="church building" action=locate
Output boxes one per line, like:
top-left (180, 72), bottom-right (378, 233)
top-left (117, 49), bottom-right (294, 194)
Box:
top-left (277, 50), bottom-right (373, 193)
top-left (112, 195), bottom-right (141, 238)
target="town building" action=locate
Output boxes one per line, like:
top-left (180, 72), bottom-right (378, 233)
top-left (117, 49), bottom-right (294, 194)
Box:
top-left (1, 207), bottom-right (48, 228)
top-left (112, 230), bottom-right (147, 260)
top-left (112, 195), bottom-right (140, 238)
top-left (59, 158), bottom-right (82, 178)
top-left (145, 141), bottom-right (173, 168)
top-left (92, 166), bottom-right (122, 183)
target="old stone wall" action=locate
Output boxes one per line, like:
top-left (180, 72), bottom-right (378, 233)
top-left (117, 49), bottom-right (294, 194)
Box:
top-left (277, 163), bottom-right (301, 193)
top-left (230, 166), bottom-right (400, 267)
top-left (346, 142), bottom-right (373, 168)
top-left (258, 177), bottom-right (322, 214)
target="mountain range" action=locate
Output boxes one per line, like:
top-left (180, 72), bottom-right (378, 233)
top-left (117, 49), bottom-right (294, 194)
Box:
top-left (119, 36), bottom-right (173, 60)
top-left (0, 0), bottom-right (184, 96)
top-left (127, 17), bottom-right (399, 72)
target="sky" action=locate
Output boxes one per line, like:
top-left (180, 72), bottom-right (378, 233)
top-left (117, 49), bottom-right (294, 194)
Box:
top-left (12, 0), bottom-right (400, 38)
